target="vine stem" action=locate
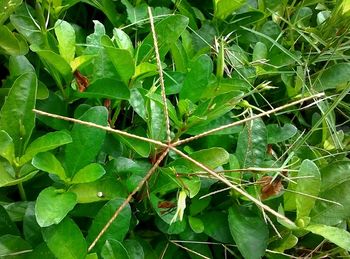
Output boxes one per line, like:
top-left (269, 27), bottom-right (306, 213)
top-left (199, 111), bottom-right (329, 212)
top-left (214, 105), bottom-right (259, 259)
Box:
top-left (173, 92), bottom-right (325, 146)
top-left (148, 7), bottom-right (172, 144)
top-left (87, 148), bottom-right (169, 252)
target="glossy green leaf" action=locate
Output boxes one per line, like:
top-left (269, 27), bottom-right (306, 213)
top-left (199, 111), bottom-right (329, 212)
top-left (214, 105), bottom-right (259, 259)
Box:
top-left (214, 0), bottom-right (245, 20)
top-left (0, 24), bottom-right (28, 55)
top-left (267, 123), bottom-right (298, 144)
top-left (306, 224), bottom-right (350, 251)
top-left (64, 106), bottom-right (108, 177)
top-left (32, 152), bottom-right (67, 181)
top-left (0, 234), bottom-right (32, 257)
top-left (115, 127), bottom-right (151, 158)
top-left (169, 147), bottom-right (229, 171)
top-left (23, 202), bottom-right (42, 246)
top-left (10, 14), bottom-right (45, 46)
top-left (133, 62), bottom-right (158, 79)
top-left (148, 99), bottom-right (166, 141)
top-left (0, 130), bottom-right (15, 164)
top-left (236, 118), bottom-right (267, 168)
top-left (20, 131), bottom-right (72, 165)
top-left (113, 28), bottom-right (134, 55)
top-left (121, 0), bottom-right (147, 24)
top-left (228, 206), bottom-right (268, 259)
top-left (129, 88), bottom-right (147, 120)
top-left (87, 198), bottom-right (131, 250)
top-left (0, 161), bottom-right (38, 187)
top-left (55, 19), bottom-right (76, 63)
top-left (71, 163), bottom-right (105, 184)
top-left (0, 205), bottom-right (19, 236)
top-left (30, 45), bottom-right (72, 84)
top-left (179, 54), bottom-right (213, 103)
top-left (102, 46), bottom-right (135, 83)
top-left (101, 239), bottom-right (130, 259)
top-left (78, 78), bottom-right (130, 100)
top-left (200, 211), bottom-right (233, 243)
top-left (0, 0), bottom-right (22, 25)
top-left (9, 55), bottom-right (34, 76)
top-left (137, 15), bottom-right (189, 62)
top-left (43, 217), bottom-right (87, 259)
top-left (296, 160), bottom-right (321, 222)
top-left (124, 239), bottom-right (144, 259)
top-left (0, 72), bottom-right (37, 156)
top-left (311, 161), bottom-right (350, 225)
top-left (188, 216), bottom-right (204, 233)
top-left (313, 63), bottom-right (350, 91)
top-left (35, 187), bottom-right (77, 227)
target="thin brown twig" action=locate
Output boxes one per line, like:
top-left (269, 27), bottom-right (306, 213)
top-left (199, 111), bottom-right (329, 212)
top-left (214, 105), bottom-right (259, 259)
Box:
top-left (87, 148), bottom-right (169, 252)
top-left (148, 7), bottom-right (172, 144)
top-left (169, 146), bottom-right (296, 226)
top-left (173, 93), bottom-right (325, 146)
top-left (32, 109), bottom-right (169, 149)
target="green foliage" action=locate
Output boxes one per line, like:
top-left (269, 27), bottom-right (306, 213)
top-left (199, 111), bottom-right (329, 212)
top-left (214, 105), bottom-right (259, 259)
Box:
top-left (0, 0), bottom-right (349, 258)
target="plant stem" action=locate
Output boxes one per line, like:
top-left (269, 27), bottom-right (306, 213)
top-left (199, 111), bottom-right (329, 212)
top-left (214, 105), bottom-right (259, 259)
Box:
top-left (18, 183), bottom-right (27, 201)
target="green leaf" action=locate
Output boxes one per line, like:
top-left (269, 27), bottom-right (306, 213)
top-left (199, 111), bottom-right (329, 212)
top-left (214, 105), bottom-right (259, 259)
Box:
top-left (77, 78), bottom-right (130, 100)
top-left (35, 187), bottom-right (77, 227)
top-left (169, 147), bottom-right (229, 171)
top-left (87, 198), bottom-right (131, 250)
top-left (30, 45), bottom-right (72, 84)
top-left (10, 14), bottom-right (45, 46)
top-left (23, 202), bottom-right (42, 246)
top-left (0, 24), bottom-right (28, 55)
top-left (137, 15), bottom-right (189, 62)
top-left (104, 46), bottom-right (135, 84)
top-left (0, 130), bottom-right (15, 164)
top-left (0, 234), bottom-right (32, 257)
top-left (115, 127), bottom-right (151, 158)
top-left (236, 118), bottom-right (267, 168)
top-left (200, 211), bottom-right (233, 243)
top-left (55, 19), bottom-right (76, 63)
top-left (228, 206), bottom-right (268, 259)
top-left (64, 106), bottom-right (108, 177)
top-left (42, 217), bottom-right (87, 259)
top-left (306, 224), bottom-right (350, 251)
top-left (148, 99), bottom-right (166, 141)
top-left (296, 160), bottom-right (321, 222)
top-left (20, 131), bottom-right (72, 165)
top-left (0, 205), bottom-right (20, 236)
top-left (121, 0), bottom-right (148, 24)
top-left (313, 63), bottom-right (350, 91)
top-left (0, 161), bottom-right (38, 187)
top-left (32, 152), bottom-right (67, 181)
top-left (113, 28), bottom-right (134, 55)
top-left (129, 88), bottom-right (147, 120)
top-left (0, 72), bottom-right (37, 157)
top-left (0, 0), bottom-right (22, 25)
top-left (101, 239), bottom-right (130, 259)
top-left (179, 54), bottom-right (213, 103)
top-left (311, 161), bottom-right (350, 225)
top-left (9, 55), bottom-right (34, 76)
top-left (188, 216), bottom-right (204, 233)
top-left (267, 123), bottom-right (298, 144)
top-left (214, 0), bottom-right (245, 20)
top-left (71, 163), bottom-right (106, 184)
top-left (124, 239), bottom-right (144, 259)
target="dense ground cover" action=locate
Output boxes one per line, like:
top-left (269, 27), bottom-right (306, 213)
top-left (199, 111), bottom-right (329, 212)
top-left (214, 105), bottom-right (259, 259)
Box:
top-left (0, 0), bottom-right (350, 258)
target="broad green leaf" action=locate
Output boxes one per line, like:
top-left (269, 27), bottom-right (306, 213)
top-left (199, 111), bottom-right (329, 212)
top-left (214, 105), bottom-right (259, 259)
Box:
top-left (10, 14), bottom-right (45, 46)
top-left (0, 130), bottom-right (15, 164)
top-left (55, 19), bottom-right (76, 63)
top-left (64, 106), bottom-right (108, 177)
top-left (313, 63), bottom-right (350, 91)
top-left (35, 187), bottom-right (77, 227)
top-left (0, 205), bottom-right (20, 236)
top-left (188, 216), bottom-right (204, 233)
top-left (0, 72), bottom-right (37, 157)
top-left (267, 124), bottom-right (298, 144)
top-left (113, 28), bottom-right (134, 55)
top-left (23, 202), bottom-right (42, 246)
top-left (129, 88), bottom-right (147, 120)
top-left (306, 224), bottom-right (350, 251)
top-left (179, 54), bottom-right (213, 103)
top-left (311, 161), bottom-right (350, 225)
top-left (71, 163), bottom-right (105, 184)
top-left (115, 127), bottom-right (151, 158)
top-left (133, 62), bottom-right (158, 79)
top-left (0, 24), bottom-right (28, 55)
top-left (29, 242), bottom-right (56, 258)
top-left (0, 0), bottom-right (22, 25)
top-left (270, 233), bottom-right (298, 253)
top-left (104, 46), bottom-right (135, 83)
top-left (200, 211), bottom-right (233, 243)
top-left (121, 0), bottom-right (148, 24)
top-left (124, 239), bottom-right (144, 259)
top-left (32, 152), bottom-right (67, 181)
top-left (235, 118), bottom-right (267, 168)
top-left (228, 206), bottom-right (268, 259)
top-left (137, 15), bottom-right (189, 62)
top-left (169, 147), bottom-right (229, 171)
top-left (42, 217), bottom-right (87, 259)
top-left (148, 99), bottom-right (166, 141)
top-left (30, 45), bottom-right (72, 84)
top-left (296, 160), bottom-right (321, 222)
top-left (9, 55), bottom-right (34, 76)
top-left (101, 239), bottom-right (130, 259)
top-left (84, 20), bottom-right (106, 55)
top-left (214, 0), bottom-right (245, 20)
top-left (77, 78), bottom-right (130, 100)
top-left (0, 234), bottom-right (32, 257)
top-left (0, 161), bottom-right (38, 187)
top-left (70, 55), bottom-right (95, 72)
top-left (87, 198), bottom-right (131, 250)
top-left (20, 131), bottom-right (72, 165)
